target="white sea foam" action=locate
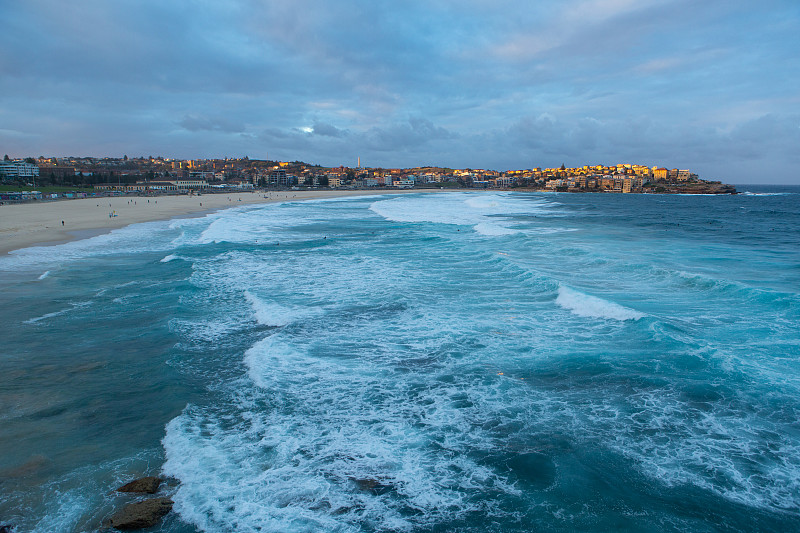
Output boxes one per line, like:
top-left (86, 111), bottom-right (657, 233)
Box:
top-left (600, 387), bottom-right (800, 513)
top-left (170, 318), bottom-right (243, 343)
top-left (536, 227), bottom-right (579, 234)
top-left (167, 329), bottom-right (524, 532)
top-left (556, 285), bottom-right (644, 321)
top-left (244, 290), bottom-right (313, 327)
top-left (369, 192), bottom-right (552, 236)
top-left (243, 335), bottom-right (337, 389)
top-left (0, 220), bottom-right (176, 271)
top-left (171, 206), bottom-right (272, 247)
top-left (24, 301), bottom-right (92, 324)
top-left (159, 254), bottom-right (181, 263)
top-left (464, 196), bottom-right (503, 209)
top-left (197, 215), bottom-right (252, 244)
top-left (28, 489), bottom-right (90, 533)
top-left (474, 222), bottom-right (518, 236)
top-left (188, 201), bottom-right (348, 247)
top-left (37, 270), bottom-right (50, 280)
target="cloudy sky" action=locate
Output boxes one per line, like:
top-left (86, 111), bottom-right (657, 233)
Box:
top-left (2, 0), bottom-right (799, 183)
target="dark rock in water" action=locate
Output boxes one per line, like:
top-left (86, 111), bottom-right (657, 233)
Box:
top-left (117, 476), bottom-right (162, 494)
top-left (108, 497), bottom-right (173, 530)
top-left (0, 524), bottom-right (13, 533)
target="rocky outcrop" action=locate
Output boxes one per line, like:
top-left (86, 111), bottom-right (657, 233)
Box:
top-left (108, 497), bottom-right (173, 530)
top-left (116, 476), bottom-right (162, 494)
top-left (671, 182), bottom-right (738, 194)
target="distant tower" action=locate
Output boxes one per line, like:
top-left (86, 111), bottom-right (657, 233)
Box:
top-left (357, 157), bottom-right (360, 168)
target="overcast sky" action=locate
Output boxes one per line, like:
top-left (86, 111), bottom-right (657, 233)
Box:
top-left (2, 0), bottom-right (799, 183)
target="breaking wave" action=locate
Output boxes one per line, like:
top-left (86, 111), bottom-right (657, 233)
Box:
top-left (556, 285), bottom-right (644, 321)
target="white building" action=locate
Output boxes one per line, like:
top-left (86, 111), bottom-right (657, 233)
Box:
top-left (393, 179), bottom-right (415, 188)
top-left (172, 179), bottom-right (210, 189)
top-left (0, 160), bottom-right (40, 180)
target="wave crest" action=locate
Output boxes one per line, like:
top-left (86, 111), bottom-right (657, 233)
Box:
top-left (556, 286), bottom-right (644, 321)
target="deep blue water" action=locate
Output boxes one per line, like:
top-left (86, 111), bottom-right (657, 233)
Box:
top-left (1, 187), bottom-right (799, 532)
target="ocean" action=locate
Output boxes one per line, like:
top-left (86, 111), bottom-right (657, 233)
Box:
top-left (1, 187), bottom-right (799, 532)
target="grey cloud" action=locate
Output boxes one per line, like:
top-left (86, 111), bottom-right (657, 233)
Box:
top-left (1, 0), bottom-right (799, 184)
top-left (312, 123), bottom-right (348, 137)
top-left (365, 118), bottom-right (456, 152)
top-left (180, 115), bottom-right (245, 133)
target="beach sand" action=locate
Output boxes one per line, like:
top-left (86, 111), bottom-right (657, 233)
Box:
top-left (0, 189), bottom-right (432, 255)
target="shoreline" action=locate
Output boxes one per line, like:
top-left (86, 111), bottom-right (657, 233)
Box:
top-left (0, 189), bottom-right (436, 256)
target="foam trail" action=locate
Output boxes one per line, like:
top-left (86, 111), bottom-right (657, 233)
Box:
top-left (25, 302), bottom-right (92, 324)
top-left (474, 223), bottom-right (517, 236)
top-left (465, 197), bottom-right (503, 209)
top-left (38, 270), bottom-right (50, 280)
top-left (556, 285), bottom-right (644, 321)
top-left (160, 254), bottom-right (180, 263)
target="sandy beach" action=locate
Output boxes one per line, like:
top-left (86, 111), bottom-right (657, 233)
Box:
top-left (0, 189), bottom-right (433, 255)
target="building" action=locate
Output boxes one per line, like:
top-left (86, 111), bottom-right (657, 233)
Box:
top-left (189, 171), bottom-right (215, 181)
top-left (495, 175), bottom-right (514, 188)
top-left (267, 169), bottom-right (295, 186)
top-left (622, 178), bottom-right (633, 193)
top-left (393, 179), bottom-right (415, 188)
top-left (0, 160), bottom-right (40, 180)
top-left (653, 167), bottom-right (669, 181)
top-left (172, 179), bottom-right (210, 189)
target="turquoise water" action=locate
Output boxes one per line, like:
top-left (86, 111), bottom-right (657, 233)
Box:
top-left (1, 188), bottom-right (799, 532)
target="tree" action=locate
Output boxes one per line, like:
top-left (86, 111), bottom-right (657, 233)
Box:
top-left (3, 154), bottom-right (9, 161)
top-left (560, 163), bottom-right (566, 171)
top-left (124, 154), bottom-right (128, 161)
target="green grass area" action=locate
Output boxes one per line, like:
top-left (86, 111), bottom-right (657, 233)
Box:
top-left (0, 184), bottom-right (95, 193)
top-left (432, 181), bottom-right (462, 188)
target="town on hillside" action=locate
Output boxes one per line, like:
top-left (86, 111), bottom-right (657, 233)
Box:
top-left (0, 155), bottom-right (737, 201)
